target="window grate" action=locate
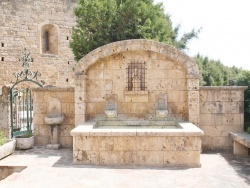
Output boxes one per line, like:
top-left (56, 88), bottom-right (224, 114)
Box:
top-left (126, 60), bottom-right (147, 91)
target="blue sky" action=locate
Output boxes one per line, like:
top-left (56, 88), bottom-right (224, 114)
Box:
top-left (154, 0), bottom-right (250, 70)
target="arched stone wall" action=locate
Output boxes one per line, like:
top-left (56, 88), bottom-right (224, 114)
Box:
top-left (76, 39), bottom-right (199, 78)
top-left (74, 39), bottom-right (200, 125)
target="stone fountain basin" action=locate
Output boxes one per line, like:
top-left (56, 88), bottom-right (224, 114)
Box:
top-left (44, 115), bottom-right (64, 125)
top-left (105, 110), bottom-right (117, 118)
top-left (156, 110), bottom-right (168, 118)
top-left (70, 121), bottom-right (204, 167)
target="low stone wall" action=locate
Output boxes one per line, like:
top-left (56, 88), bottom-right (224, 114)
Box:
top-left (199, 86), bottom-right (247, 150)
top-left (71, 122), bottom-right (203, 167)
top-left (33, 87), bottom-right (75, 147)
top-left (0, 85), bottom-right (10, 138)
top-left (0, 166), bottom-right (26, 181)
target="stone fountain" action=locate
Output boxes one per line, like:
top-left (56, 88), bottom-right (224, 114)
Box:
top-left (105, 94), bottom-right (117, 119)
top-left (156, 95), bottom-right (168, 119)
top-left (44, 97), bottom-right (64, 149)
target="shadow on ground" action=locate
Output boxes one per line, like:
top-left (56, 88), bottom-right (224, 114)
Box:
top-left (204, 150), bottom-right (250, 185)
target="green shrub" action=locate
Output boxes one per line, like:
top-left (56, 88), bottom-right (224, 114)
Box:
top-left (0, 131), bottom-right (7, 146)
top-left (247, 127), bottom-right (250, 134)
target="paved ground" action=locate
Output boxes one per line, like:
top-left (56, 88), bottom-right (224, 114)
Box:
top-left (0, 147), bottom-right (249, 188)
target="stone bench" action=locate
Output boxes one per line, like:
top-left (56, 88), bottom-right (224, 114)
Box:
top-left (229, 131), bottom-right (250, 157)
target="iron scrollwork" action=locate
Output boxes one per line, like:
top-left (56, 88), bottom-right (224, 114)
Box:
top-left (11, 48), bottom-right (44, 86)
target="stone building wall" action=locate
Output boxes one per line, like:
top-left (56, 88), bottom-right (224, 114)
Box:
top-left (32, 87), bottom-right (75, 147)
top-left (199, 86), bottom-right (246, 150)
top-left (0, 86), bottom-right (10, 138)
top-left (0, 0), bottom-right (77, 87)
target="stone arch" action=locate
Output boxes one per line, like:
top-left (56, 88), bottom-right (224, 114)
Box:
top-left (74, 39), bottom-right (200, 126)
top-left (38, 21), bottom-right (60, 55)
top-left (76, 39), bottom-right (199, 78)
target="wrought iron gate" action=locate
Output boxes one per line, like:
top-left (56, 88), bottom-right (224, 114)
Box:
top-left (10, 49), bottom-right (43, 137)
top-left (11, 88), bottom-right (33, 137)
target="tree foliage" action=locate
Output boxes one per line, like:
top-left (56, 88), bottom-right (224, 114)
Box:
top-left (235, 70), bottom-right (250, 132)
top-left (70, 0), bottom-right (199, 61)
top-left (194, 54), bottom-right (241, 86)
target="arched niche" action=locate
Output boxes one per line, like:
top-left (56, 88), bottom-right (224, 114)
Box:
top-left (38, 22), bottom-right (60, 55)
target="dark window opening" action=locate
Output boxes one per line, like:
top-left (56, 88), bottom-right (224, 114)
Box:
top-left (68, 61), bottom-right (70, 65)
top-left (45, 31), bottom-right (49, 52)
top-left (126, 61), bottom-right (146, 91)
top-left (66, 36), bottom-right (69, 40)
top-left (66, 78), bottom-right (69, 82)
top-left (1, 57), bottom-right (4, 61)
top-left (1, 43), bottom-right (4, 47)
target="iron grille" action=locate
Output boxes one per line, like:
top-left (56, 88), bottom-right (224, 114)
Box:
top-left (126, 60), bottom-right (147, 91)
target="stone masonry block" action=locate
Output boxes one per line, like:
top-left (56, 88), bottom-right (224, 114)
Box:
top-left (33, 92), bottom-right (44, 103)
top-left (93, 136), bottom-right (114, 151)
top-left (114, 137), bottom-right (137, 151)
top-left (187, 79), bottom-right (199, 90)
top-left (200, 102), bottom-right (223, 114)
top-left (124, 151), bottom-right (138, 165)
top-left (75, 102), bottom-right (85, 115)
top-left (137, 137), bottom-right (164, 151)
top-left (82, 151), bottom-right (100, 164)
top-left (199, 114), bottom-right (213, 126)
top-left (34, 102), bottom-right (47, 114)
top-left (163, 151), bottom-right (200, 167)
top-left (188, 91), bottom-right (199, 103)
top-left (99, 151), bottom-right (124, 165)
top-left (75, 115), bottom-right (86, 126)
top-left (137, 151), bottom-right (164, 166)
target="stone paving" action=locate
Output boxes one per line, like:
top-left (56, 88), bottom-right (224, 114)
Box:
top-left (0, 147), bottom-right (249, 188)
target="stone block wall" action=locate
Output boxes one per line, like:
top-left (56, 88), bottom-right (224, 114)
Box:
top-left (0, 0), bottom-right (77, 87)
top-left (73, 135), bottom-right (201, 167)
top-left (199, 86), bottom-right (246, 150)
top-left (0, 86), bottom-right (10, 138)
top-left (32, 87), bottom-right (75, 147)
top-left (86, 51), bottom-right (188, 121)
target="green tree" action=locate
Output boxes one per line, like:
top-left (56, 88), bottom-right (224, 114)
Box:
top-left (236, 70), bottom-right (250, 86)
top-left (236, 70), bottom-right (250, 132)
top-left (70, 0), bottom-right (199, 61)
top-left (194, 54), bottom-right (241, 86)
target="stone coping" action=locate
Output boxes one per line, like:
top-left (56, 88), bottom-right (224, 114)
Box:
top-left (229, 131), bottom-right (250, 148)
top-left (199, 86), bottom-right (248, 90)
top-left (71, 121), bottom-right (204, 137)
top-left (32, 86), bottom-right (74, 92)
top-left (124, 90), bottom-right (149, 95)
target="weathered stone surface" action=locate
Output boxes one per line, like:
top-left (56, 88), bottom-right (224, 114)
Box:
top-left (33, 88), bottom-right (75, 147)
top-left (163, 151), bottom-right (200, 167)
top-left (0, 86), bottom-right (10, 138)
top-left (0, 140), bottom-right (16, 160)
top-left (71, 123), bottom-right (203, 167)
top-left (114, 137), bottom-right (136, 151)
top-left (0, 0), bottom-right (76, 87)
top-left (199, 87), bottom-right (246, 150)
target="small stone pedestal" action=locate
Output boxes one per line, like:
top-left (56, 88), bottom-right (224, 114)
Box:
top-left (47, 125), bottom-right (61, 150)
